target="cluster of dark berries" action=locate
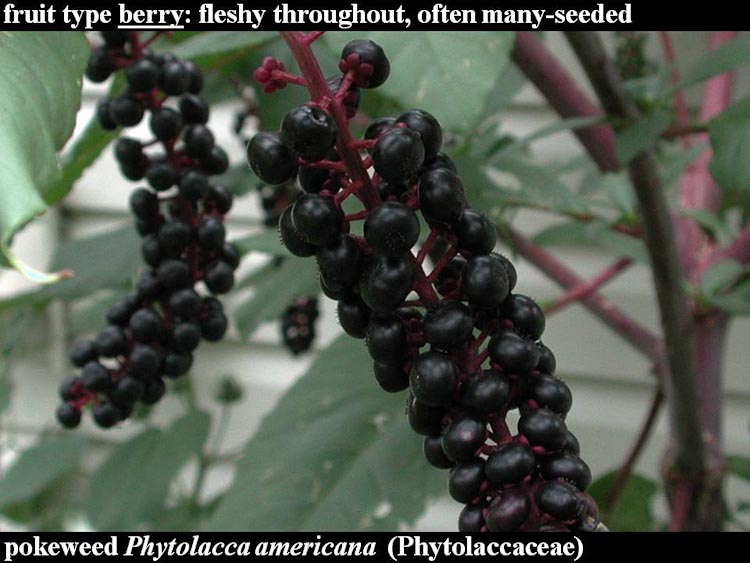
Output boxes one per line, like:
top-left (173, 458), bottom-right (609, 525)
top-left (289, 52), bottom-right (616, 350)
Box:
top-left (280, 297), bottom-right (320, 355)
top-left (55, 32), bottom-right (238, 430)
top-left (227, 86), bottom-right (321, 356)
top-left (246, 34), bottom-right (599, 532)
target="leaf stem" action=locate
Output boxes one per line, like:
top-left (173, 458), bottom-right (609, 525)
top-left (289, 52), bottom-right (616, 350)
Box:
top-left (565, 31), bottom-right (704, 479)
top-left (604, 386), bottom-right (664, 515)
top-left (507, 227), bottom-right (661, 365)
top-left (545, 257), bottom-right (632, 316)
top-left (511, 32), bottom-right (619, 172)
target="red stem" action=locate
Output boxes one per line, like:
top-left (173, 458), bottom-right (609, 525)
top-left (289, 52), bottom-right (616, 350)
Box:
top-left (677, 32), bottom-right (737, 283)
top-left (604, 387), bottom-right (664, 514)
top-left (280, 31), bottom-right (381, 210)
top-left (511, 32), bottom-right (619, 172)
top-left (508, 228), bottom-right (661, 364)
top-left (659, 32), bottom-right (691, 148)
top-left (545, 257), bottom-right (632, 316)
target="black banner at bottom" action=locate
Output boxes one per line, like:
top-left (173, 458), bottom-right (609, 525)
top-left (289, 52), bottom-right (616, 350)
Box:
top-left (0, 532), bottom-right (747, 562)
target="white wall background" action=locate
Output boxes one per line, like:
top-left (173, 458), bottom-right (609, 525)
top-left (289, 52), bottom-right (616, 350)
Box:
top-left (1, 32), bottom-right (749, 531)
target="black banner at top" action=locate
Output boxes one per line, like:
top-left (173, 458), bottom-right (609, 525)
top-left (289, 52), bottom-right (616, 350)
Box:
top-left (0, 0), bottom-right (747, 31)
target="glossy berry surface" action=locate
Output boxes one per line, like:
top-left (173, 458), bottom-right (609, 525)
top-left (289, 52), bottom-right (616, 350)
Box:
top-left (247, 132), bottom-right (298, 186)
top-left (341, 39), bottom-right (390, 88)
top-left (282, 105), bottom-right (338, 162)
top-left (372, 128), bottom-right (425, 183)
top-left (364, 201), bottom-right (420, 257)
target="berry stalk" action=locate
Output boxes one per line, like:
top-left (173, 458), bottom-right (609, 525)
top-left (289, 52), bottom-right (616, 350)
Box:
top-left (248, 33), bottom-right (600, 532)
top-left (56, 32), bottom-right (239, 429)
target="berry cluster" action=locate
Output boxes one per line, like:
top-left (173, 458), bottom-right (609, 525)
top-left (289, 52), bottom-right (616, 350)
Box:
top-left (281, 297), bottom-right (320, 355)
top-left (247, 34), bottom-right (599, 532)
top-left (55, 32), bottom-right (238, 429)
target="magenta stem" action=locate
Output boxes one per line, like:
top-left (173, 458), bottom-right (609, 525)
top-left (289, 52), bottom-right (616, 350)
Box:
top-left (280, 31), bottom-right (381, 210)
top-left (545, 257), bottom-right (632, 316)
top-left (512, 32), bottom-right (619, 172)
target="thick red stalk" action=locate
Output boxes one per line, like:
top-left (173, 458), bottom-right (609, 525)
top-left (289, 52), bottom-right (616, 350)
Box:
top-left (545, 257), bottom-right (632, 316)
top-left (659, 32), bottom-right (691, 148)
top-left (605, 387), bottom-right (664, 514)
top-left (511, 32), bottom-right (619, 172)
top-left (280, 31), bottom-right (381, 210)
top-left (677, 32), bottom-right (737, 282)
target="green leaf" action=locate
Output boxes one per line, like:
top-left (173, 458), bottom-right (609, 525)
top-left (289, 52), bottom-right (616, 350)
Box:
top-left (0, 435), bottom-right (87, 507)
top-left (234, 231), bottom-right (289, 257)
top-left (44, 226), bottom-right (141, 301)
top-left (217, 164), bottom-right (257, 197)
top-left (0, 470), bottom-right (88, 529)
top-left (616, 107), bottom-right (673, 163)
top-left (699, 259), bottom-right (744, 295)
top-left (235, 258), bottom-right (320, 338)
top-left (0, 377), bottom-right (12, 415)
top-left (0, 32), bottom-right (88, 279)
top-left (601, 173), bottom-right (636, 216)
top-left (709, 98), bottom-right (750, 194)
top-left (708, 281), bottom-right (750, 315)
top-left (205, 335), bottom-right (444, 531)
top-left (329, 32), bottom-right (514, 132)
top-left (85, 411), bottom-right (211, 530)
top-left (681, 209), bottom-right (729, 240)
top-left (69, 291), bottom-right (128, 336)
top-left (533, 221), bottom-right (648, 263)
top-left (514, 116), bottom-right (608, 150)
top-left (169, 31), bottom-right (278, 66)
top-left (588, 470), bottom-right (658, 531)
top-left (726, 455), bottom-right (750, 480)
top-left (679, 35), bottom-right (750, 90)
top-left (49, 75), bottom-right (123, 205)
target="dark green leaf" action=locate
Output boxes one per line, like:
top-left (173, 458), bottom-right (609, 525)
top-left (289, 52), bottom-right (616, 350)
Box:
top-left (601, 173), bottom-right (636, 216)
top-left (709, 281), bottom-right (750, 315)
top-left (48, 76), bottom-right (122, 205)
top-left (85, 411), bottom-right (211, 530)
top-left (217, 164), bottom-right (257, 197)
top-left (726, 455), bottom-right (750, 480)
top-left (0, 377), bottom-right (12, 415)
top-left (0, 470), bottom-right (88, 529)
top-left (0, 435), bottom-right (87, 507)
top-left (709, 98), bottom-right (750, 194)
top-left (0, 33), bottom-right (89, 278)
top-left (588, 470), bottom-right (658, 531)
top-left (234, 230), bottom-right (289, 257)
top-left (699, 259), bottom-right (744, 295)
top-left (533, 221), bottom-right (648, 263)
top-left (46, 226), bottom-right (140, 300)
top-left (205, 335), bottom-right (444, 531)
top-left (514, 116), bottom-right (608, 150)
top-left (682, 209), bottom-right (729, 240)
top-left (169, 32), bottom-right (278, 66)
top-left (234, 258), bottom-right (320, 338)
top-left (327, 32), bottom-right (514, 132)
top-left (616, 107), bottom-right (673, 163)
top-left (69, 290), bottom-right (129, 336)
top-left (679, 35), bottom-right (750, 90)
